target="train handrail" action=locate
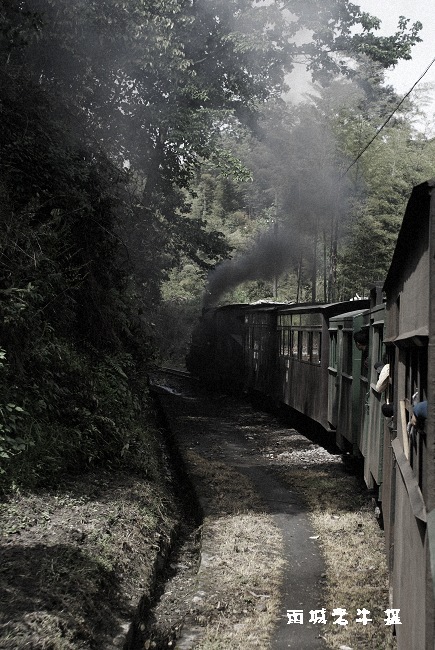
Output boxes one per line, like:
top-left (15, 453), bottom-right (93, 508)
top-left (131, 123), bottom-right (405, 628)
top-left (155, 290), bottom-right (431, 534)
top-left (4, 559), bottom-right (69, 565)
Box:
top-left (427, 509), bottom-right (435, 599)
top-left (399, 399), bottom-right (410, 459)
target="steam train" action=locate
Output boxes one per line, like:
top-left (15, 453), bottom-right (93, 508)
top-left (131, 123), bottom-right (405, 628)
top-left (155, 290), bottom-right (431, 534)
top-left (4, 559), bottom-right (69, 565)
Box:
top-left (187, 179), bottom-right (435, 649)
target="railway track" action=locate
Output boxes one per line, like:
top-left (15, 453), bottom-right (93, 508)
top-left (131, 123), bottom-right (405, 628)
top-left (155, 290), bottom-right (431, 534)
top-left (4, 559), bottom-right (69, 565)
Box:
top-left (148, 366), bottom-right (195, 395)
top-left (159, 366), bottom-right (191, 379)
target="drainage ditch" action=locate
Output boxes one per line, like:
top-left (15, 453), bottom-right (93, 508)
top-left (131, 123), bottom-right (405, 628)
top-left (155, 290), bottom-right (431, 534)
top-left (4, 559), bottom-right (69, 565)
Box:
top-left (125, 385), bottom-right (204, 650)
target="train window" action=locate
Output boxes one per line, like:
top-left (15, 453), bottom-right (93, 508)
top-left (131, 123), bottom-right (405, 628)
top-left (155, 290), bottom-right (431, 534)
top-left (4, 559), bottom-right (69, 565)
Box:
top-left (278, 316), bottom-right (291, 357)
top-left (256, 314), bottom-right (269, 326)
top-left (312, 331), bottom-right (321, 364)
top-left (288, 326), bottom-right (322, 363)
top-left (253, 325), bottom-right (261, 351)
top-left (360, 355), bottom-right (368, 378)
top-left (280, 328), bottom-right (291, 356)
top-left (386, 345), bottom-right (394, 406)
top-left (301, 330), bottom-right (310, 361)
top-left (371, 325), bottom-right (384, 384)
top-left (329, 331), bottom-right (337, 369)
top-left (260, 324), bottom-right (270, 353)
top-left (300, 313), bottom-right (322, 327)
top-left (245, 321), bottom-right (253, 350)
top-left (343, 331), bottom-right (353, 375)
top-left (402, 344), bottom-right (428, 489)
top-left (405, 346), bottom-right (428, 406)
top-left (292, 330), bottom-right (299, 358)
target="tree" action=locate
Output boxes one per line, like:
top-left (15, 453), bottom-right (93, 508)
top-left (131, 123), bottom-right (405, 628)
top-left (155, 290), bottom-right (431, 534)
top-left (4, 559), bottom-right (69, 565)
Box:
top-left (284, 0), bottom-right (422, 83)
top-left (308, 58), bottom-right (434, 297)
top-left (181, 51), bottom-right (434, 306)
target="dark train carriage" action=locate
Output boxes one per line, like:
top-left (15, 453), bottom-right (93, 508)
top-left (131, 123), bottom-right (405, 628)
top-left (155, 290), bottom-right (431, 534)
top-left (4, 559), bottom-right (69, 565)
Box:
top-left (243, 302), bottom-right (286, 397)
top-left (276, 300), bottom-right (368, 430)
top-left (328, 306), bottom-right (369, 453)
top-left (213, 304), bottom-right (249, 390)
top-left (187, 304), bottom-right (248, 390)
top-left (383, 180), bottom-right (435, 649)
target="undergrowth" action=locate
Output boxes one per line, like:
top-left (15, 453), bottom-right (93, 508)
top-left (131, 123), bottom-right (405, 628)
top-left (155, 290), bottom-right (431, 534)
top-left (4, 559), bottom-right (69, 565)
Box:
top-left (0, 333), bottom-right (158, 491)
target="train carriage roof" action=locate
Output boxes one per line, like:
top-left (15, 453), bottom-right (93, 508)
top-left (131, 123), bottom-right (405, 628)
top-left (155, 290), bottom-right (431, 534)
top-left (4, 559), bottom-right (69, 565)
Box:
top-left (329, 307), bottom-right (370, 322)
top-left (210, 299), bottom-right (370, 316)
top-left (277, 299), bottom-right (369, 315)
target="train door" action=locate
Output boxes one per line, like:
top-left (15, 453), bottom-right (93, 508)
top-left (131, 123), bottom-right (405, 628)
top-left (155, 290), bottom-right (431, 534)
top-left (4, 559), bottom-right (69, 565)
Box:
top-left (362, 304), bottom-right (386, 492)
top-left (277, 314), bottom-right (291, 404)
top-left (328, 323), bottom-right (339, 429)
top-left (355, 315), bottom-right (370, 452)
top-left (340, 323), bottom-right (357, 451)
top-left (328, 314), bottom-right (354, 447)
top-left (243, 312), bottom-right (257, 391)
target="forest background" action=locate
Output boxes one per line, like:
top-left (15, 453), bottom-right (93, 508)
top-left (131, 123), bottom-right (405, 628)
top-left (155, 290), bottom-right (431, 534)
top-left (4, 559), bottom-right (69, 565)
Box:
top-left (1, 0), bottom-right (435, 490)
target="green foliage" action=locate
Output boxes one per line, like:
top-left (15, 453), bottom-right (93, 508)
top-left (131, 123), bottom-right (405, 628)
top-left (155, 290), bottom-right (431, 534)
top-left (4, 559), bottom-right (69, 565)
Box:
top-left (0, 332), bottom-right (155, 489)
top-left (0, 349), bottom-right (31, 468)
top-left (163, 64), bottom-right (435, 311)
top-left (288, 0), bottom-right (422, 84)
top-left (0, 39), bottom-right (155, 490)
top-left (331, 77), bottom-right (435, 298)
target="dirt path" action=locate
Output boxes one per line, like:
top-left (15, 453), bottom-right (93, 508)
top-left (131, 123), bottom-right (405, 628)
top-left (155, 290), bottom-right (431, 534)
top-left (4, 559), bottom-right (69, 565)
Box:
top-left (0, 373), bottom-right (392, 650)
top-left (148, 374), bottom-right (336, 649)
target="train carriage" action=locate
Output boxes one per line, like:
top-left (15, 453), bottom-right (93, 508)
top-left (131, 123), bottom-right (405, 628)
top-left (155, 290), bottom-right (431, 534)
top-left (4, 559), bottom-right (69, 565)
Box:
top-left (383, 179), bottom-right (435, 649)
top-left (328, 306), bottom-right (369, 453)
top-left (276, 300), bottom-right (368, 431)
top-left (243, 302), bottom-right (283, 398)
top-left (187, 303), bottom-right (248, 390)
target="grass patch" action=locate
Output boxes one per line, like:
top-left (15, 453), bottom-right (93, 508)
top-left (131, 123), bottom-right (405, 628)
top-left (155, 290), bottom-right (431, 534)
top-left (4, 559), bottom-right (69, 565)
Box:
top-left (277, 464), bottom-right (396, 650)
top-left (172, 451), bottom-right (285, 648)
top-left (192, 513), bottom-right (285, 649)
top-left (185, 450), bottom-right (264, 514)
top-left (0, 468), bottom-right (179, 649)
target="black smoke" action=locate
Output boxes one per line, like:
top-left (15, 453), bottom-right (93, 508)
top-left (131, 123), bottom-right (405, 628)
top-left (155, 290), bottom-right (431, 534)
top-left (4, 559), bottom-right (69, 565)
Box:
top-left (203, 223), bottom-right (309, 307)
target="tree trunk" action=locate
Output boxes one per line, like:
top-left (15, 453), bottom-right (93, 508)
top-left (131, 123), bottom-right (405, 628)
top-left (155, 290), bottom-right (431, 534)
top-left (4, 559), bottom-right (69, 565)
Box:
top-left (323, 230), bottom-right (328, 303)
top-left (328, 215), bottom-right (338, 303)
top-left (311, 219), bottom-right (318, 303)
top-left (296, 252), bottom-right (302, 302)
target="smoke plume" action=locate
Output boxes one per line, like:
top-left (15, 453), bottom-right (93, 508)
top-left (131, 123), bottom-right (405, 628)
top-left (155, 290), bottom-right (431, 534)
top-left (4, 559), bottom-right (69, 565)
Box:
top-left (203, 223), bottom-right (309, 307)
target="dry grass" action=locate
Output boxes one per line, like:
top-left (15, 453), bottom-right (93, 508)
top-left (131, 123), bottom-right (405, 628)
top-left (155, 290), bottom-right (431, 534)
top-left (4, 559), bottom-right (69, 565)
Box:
top-left (178, 451), bottom-right (285, 649)
top-left (168, 395), bottom-right (396, 649)
top-left (193, 513), bottom-right (285, 649)
top-left (185, 450), bottom-right (264, 514)
top-left (0, 470), bottom-right (178, 649)
top-left (279, 465), bottom-right (397, 650)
